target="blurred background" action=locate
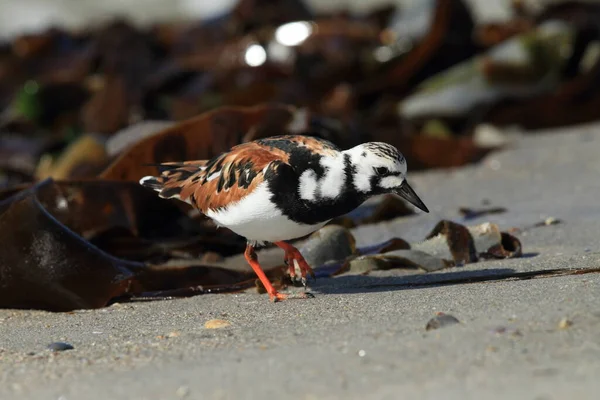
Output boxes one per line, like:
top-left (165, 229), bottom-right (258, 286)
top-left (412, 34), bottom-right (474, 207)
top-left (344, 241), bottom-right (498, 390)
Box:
top-left (0, 0), bottom-right (516, 39)
top-left (3, 0), bottom-right (600, 188)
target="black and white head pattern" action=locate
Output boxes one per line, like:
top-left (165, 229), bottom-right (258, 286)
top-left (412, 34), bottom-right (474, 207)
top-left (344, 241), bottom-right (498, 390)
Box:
top-left (345, 142), bottom-right (407, 194)
top-left (296, 141), bottom-right (408, 202)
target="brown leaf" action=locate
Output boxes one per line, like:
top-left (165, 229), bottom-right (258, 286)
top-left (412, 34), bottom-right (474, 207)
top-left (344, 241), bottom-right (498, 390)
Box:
top-left (99, 103), bottom-right (297, 181)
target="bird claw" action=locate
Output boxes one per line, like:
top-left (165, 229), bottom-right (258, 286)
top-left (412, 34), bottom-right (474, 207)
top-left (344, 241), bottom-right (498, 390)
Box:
top-left (269, 292), bottom-right (288, 302)
top-left (285, 254), bottom-right (315, 286)
top-left (274, 241), bottom-right (317, 300)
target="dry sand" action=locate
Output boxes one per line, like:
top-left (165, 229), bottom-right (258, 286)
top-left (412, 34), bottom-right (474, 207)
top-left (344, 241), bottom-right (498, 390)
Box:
top-left (2, 122), bottom-right (600, 399)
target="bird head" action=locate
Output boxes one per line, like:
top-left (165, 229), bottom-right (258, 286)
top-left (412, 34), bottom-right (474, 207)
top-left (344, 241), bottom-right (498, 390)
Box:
top-left (344, 142), bottom-right (429, 213)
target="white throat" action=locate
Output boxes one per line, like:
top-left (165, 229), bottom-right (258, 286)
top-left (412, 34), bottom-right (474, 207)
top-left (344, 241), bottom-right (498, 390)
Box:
top-left (298, 153), bottom-right (346, 201)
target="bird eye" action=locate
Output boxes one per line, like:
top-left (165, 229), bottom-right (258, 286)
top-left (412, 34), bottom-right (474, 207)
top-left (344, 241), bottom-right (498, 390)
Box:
top-left (374, 167), bottom-right (388, 176)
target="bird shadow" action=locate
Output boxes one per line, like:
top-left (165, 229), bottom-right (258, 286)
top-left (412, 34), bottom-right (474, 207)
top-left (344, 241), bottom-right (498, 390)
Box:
top-left (520, 252), bottom-right (540, 259)
top-left (307, 267), bottom-right (526, 295)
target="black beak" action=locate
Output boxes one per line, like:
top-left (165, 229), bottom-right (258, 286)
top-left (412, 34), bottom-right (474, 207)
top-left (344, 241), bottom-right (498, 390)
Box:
top-left (395, 181), bottom-right (429, 213)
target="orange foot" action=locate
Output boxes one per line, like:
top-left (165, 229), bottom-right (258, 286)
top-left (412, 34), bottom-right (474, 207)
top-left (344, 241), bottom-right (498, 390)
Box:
top-left (244, 244), bottom-right (314, 302)
top-left (270, 291), bottom-right (315, 303)
top-left (275, 241), bottom-right (316, 288)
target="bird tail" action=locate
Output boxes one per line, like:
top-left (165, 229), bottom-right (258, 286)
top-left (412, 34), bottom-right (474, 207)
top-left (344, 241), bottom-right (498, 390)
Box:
top-left (139, 161), bottom-right (207, 201)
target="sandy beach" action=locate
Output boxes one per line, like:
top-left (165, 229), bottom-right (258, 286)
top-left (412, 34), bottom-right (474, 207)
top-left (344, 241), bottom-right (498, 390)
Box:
top-left (2, 122), bottom-right (600, 399)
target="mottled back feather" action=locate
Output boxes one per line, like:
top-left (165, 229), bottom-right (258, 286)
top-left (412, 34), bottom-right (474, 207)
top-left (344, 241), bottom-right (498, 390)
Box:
top-left (140, 135), bottom-right (343, 213)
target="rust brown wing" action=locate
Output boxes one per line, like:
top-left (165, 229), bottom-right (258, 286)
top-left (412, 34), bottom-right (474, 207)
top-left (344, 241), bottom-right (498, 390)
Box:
top-left (139, 141), bottom-right (291, 213)
top-left (254, 134), bottom-right (340, 158)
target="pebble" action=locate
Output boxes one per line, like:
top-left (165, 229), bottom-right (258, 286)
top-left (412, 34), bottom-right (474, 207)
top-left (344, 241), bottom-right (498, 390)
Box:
top-left (204, 319), bottom-right (231, 329)
top-left (425, 313), bottom-right (460, 331)
top-left (490, 326), bottom-right (523, 337)
top-left (300, 225), bottom-right (356, 269)
top-left (47, 342), bottom-right (74, 352)
top-left (558, 318), bottom-right (573, 329)
top-left (544, 217), bottom-right (560, 226)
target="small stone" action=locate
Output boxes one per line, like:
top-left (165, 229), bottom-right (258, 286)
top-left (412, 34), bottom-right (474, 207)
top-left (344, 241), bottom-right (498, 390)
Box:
top-left (47, 342), bottom-right (74, 352)
top-left (167, 331), bottom-right (181, 338)
top-left (490, 326), bottom-right (522, 337)
top-left (558, 318), bottom-right (573, 329)
top-left (357, 349), bottom-right (366, 357)
top-left (204, 319), bottom-right (231, 329)
top-left (176, 386), bottom-right (190, 398)
top-left (425, 313), bottom-right (460, 331)
top-left (544, 217), bottom-right (559, 226)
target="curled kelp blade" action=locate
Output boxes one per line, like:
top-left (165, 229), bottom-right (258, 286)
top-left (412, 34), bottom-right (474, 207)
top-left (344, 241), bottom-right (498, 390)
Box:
top-left (0, 178), bottom-right (245, 263)
top-left (415, 219), bottom-right (522, 265)
top-left (0, 180), bottom-right (138, 311)
top-left (125, 261), bottom-right (260, 295)
top-left (34, 179), bottom-right (194, 241)
top-left (465, 221), bottom-right (523, 259)
top-left (417, 219), bottom-right (478, 265)
top-left (319, 219), bottom-right (523, 277)
top-left (0, 179), bottom-right (258, 311)
top-left (481, 232), bottom-right (522, 259)
top-left (339, 250), bottom-right (453, 275)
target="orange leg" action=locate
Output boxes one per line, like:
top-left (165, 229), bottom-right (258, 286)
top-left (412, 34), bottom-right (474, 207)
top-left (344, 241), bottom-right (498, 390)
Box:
top-left (274, 241), bottom-right (316, 288)
top-left (244, 244), bottom-right (314, 302)
top-left (244, 244), bottom-right (288, 302)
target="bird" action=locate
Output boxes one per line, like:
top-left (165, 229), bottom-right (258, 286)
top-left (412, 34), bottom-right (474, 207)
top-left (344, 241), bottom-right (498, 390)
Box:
top-left (139, 134), bottom-right (429, 302)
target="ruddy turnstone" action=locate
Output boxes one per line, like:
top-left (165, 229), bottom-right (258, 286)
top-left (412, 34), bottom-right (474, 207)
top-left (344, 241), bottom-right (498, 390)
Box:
top-left (140, 135), bottom-right (429, 302)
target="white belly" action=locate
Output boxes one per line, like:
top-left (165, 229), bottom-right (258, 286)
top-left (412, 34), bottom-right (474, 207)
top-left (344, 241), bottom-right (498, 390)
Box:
top-left (205, 182), bottom-right (328, 243)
